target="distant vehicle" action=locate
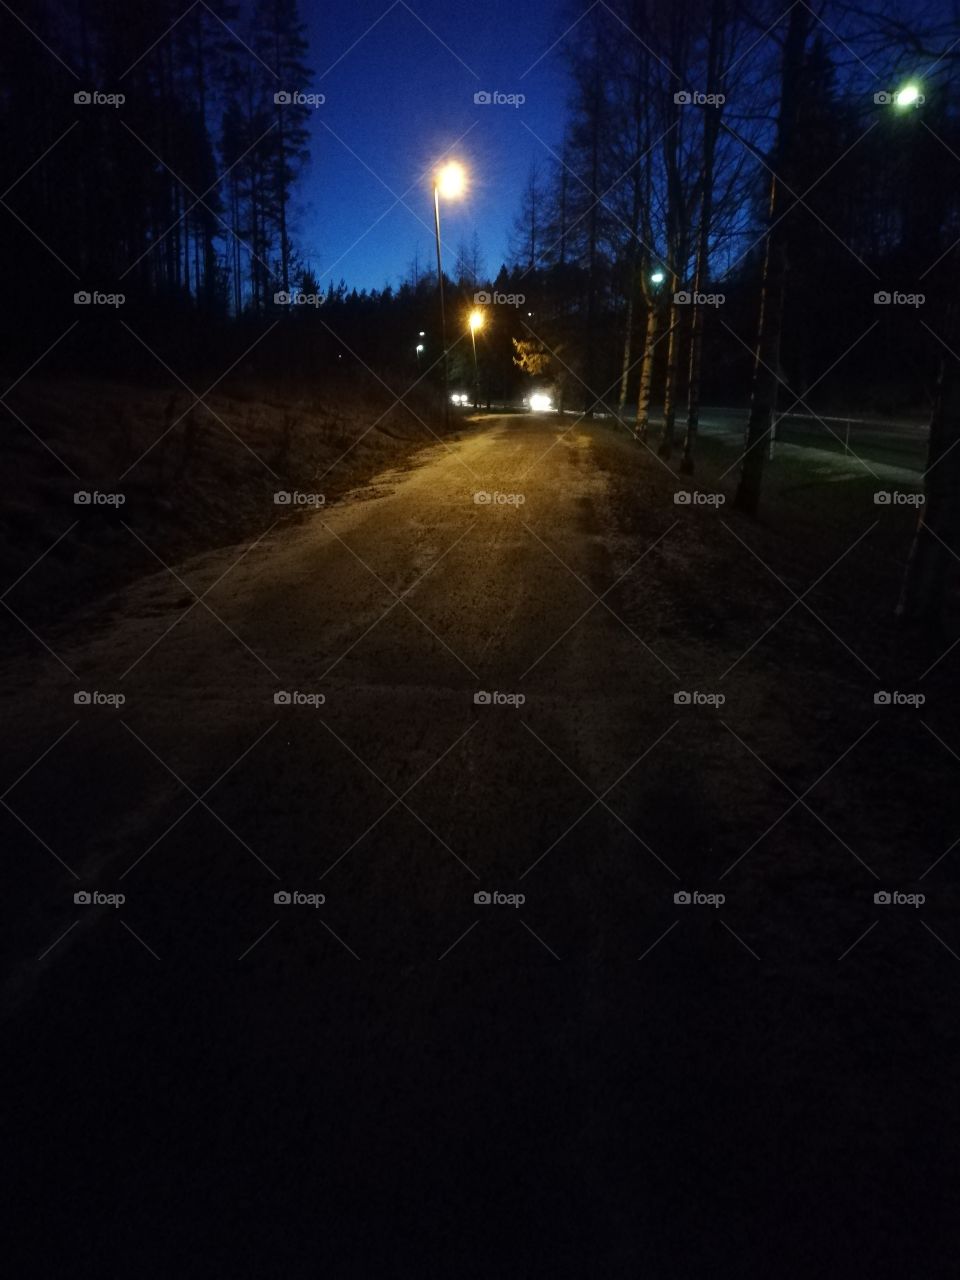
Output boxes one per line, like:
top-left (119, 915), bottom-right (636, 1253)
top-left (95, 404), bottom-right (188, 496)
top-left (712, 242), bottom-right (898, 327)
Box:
top-left (523, 388), bottom-right (557, 412)
top-left (450, 391), bottom-right (470, 405)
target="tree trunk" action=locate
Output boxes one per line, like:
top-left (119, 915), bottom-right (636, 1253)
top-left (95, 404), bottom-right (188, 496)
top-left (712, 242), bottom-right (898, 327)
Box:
top-left (658, 293), bottom-right (681, 457)
top-left (897, 351), bottom-right (960, 627)
top-left (635, 304), bottom-right (659, 441)
top-left (734, 2), bottom-right (809, 514)
top-left (618, 281), bottom-right (635, 416)
top-left (681, 0), bottom-right (724, 474)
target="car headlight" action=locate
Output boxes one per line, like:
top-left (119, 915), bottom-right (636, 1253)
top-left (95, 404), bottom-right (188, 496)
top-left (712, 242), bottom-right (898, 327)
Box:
top-left (529, 393), bottom-right (553, 412)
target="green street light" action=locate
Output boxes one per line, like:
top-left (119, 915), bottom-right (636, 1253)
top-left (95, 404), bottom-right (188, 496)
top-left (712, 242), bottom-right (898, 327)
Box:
top-left (895, 83), bottom-right (922, 108)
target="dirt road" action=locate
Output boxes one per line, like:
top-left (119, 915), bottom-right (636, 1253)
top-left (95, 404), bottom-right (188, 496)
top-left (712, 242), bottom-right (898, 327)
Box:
top-left (3, 414), bottom-right (957, 1276)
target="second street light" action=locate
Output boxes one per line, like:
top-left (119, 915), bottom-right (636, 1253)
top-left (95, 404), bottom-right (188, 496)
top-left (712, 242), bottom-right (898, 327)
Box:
top-left (433, 161), bottom-right (466, 427)
top-left (468, 308), bottom-right (484, 408)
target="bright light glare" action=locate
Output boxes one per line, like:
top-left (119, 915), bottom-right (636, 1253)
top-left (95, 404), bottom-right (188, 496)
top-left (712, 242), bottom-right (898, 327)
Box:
top-left (896, 84), bottom-right (921, 107)
top-left (436, 162), bottom-right (466, 199)
top-left (469, 309), bottom-right (484, 332)
top-left (529, 393), bottom-right (553, 412)
top-left (651, 270), bottom-right (665, 284)
top-left (416, 344), bottom-right (424, 352)
top-left (451, 392), bottom-right (468, 404)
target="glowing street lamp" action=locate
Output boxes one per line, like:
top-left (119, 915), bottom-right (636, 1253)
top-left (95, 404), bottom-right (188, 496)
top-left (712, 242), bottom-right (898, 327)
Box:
top-left (895, 83), bottom-right (922, 108)
top-left (651, 270), bottom-right (665, 285)
top-left (468, 308), bottom-right (484, 406)
top-left (432, 161), bottom-right (467, 426)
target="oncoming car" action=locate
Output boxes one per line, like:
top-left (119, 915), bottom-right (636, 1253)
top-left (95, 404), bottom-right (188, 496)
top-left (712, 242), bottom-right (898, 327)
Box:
top-left (523, 387), bottom-right (558, 413)
top-left (450, 391), bottom-right (471, 406)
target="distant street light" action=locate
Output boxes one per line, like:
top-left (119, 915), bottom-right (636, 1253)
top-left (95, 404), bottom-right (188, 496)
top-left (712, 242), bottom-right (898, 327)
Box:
top-left (895, 83), bottom-right (922, 108)
top-left (651, 270), bottom-right (665, 285)
top-left (415, 341), bottom-right (424, 370)
top-left (468, 308), bottom-right (484, 407)
top-left (432, 161), bottom-right (467, 427)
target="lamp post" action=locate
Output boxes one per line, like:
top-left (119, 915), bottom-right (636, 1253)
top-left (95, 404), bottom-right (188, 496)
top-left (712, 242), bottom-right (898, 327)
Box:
top-left (432, 161), bottom-right (466, 428)
top-left (468, 308), bottom-right (484, 408)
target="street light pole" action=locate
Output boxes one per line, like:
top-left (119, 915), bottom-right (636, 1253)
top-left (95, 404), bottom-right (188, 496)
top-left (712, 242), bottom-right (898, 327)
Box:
top-left (433, 184), bottom-right (449, 429)
top-left (431, 162), bottom-right (466, 430)
top-left (468, 309), bottom-right (484, 409)
top-left (470, 322), bottom-right (478, 407)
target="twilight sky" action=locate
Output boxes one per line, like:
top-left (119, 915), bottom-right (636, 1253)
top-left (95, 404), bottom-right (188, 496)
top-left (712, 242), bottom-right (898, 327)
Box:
top-left (291, 0), bottom-right (573, 291)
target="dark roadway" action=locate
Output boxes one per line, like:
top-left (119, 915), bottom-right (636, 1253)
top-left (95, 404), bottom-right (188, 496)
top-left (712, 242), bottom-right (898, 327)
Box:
top-left (1, 414), bottom-right (954, 1277)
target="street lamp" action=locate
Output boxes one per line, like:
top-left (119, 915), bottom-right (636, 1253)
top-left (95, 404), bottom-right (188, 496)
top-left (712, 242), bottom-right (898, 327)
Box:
top-left (432, 162), bottom-right (467, 427)
top-left (468, 308), bottom-right (484, 407)
top-left (415, 341), bottom-right (424, 370)
top-left (651, 270), bottom-right (665, 285)
top-left (895, 82), bottom-right (922, 108)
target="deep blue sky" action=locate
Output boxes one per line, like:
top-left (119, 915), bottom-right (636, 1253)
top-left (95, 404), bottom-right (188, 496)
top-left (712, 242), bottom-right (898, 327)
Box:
top-left (292, 0), bottom-right (572, 291)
